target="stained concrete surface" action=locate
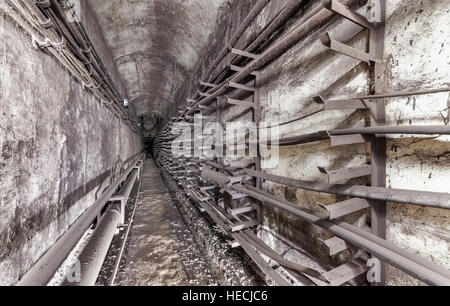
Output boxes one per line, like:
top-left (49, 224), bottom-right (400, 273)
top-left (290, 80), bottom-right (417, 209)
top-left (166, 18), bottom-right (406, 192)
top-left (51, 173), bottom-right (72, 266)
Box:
top-left (1, 0), bottom-right (448, 287)
top-left (159, 0), bottom-right (450, 286)
top-left (0, 8), bottom-right (142, 285)
top-left (109, 159), bottom-right (219, 286)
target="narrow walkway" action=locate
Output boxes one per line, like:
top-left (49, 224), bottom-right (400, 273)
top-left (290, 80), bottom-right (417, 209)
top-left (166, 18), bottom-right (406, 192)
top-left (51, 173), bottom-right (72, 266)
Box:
top-left (113, 159), bottom-right (218, 286)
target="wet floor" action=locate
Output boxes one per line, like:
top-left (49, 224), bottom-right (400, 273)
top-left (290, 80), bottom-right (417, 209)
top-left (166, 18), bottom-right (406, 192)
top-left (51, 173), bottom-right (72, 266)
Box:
top-left (98, 159), bottom-right (218, 286)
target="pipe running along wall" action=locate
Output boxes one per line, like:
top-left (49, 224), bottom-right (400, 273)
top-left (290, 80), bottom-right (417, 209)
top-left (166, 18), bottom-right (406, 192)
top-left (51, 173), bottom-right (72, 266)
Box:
top-left (199, 168), bottom-right (450, 286)
top-left (17, 154), bottom-right (144, 286)
top-left (61, 168), bottom-right (139, 286)
top-left (0, 0), bottom-right (138, 130)
top-left (186, 0), bottom-right (360, 116)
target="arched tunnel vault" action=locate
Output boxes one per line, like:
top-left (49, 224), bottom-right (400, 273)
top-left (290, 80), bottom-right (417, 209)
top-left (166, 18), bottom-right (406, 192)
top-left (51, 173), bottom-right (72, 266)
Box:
top-left (89, 0), bottom-right (228, 132)
top-left (2, 0), bottom-right (449, 288)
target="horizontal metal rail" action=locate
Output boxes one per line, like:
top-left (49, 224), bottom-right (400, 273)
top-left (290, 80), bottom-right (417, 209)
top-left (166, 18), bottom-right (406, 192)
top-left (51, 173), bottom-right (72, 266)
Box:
top-left (187, 0), bottom-right (360, 115)
top-left (258, 125), bottom-right (450, 146)
top-left (318, 87), bottom-right (450, 104)
top-left (330, 125), bottom-right (450, 135)
top-left (242, 168), bottom-right (450, 210)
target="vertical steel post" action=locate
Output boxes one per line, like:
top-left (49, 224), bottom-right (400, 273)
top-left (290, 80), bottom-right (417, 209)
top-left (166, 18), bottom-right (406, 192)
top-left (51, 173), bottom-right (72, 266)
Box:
top-left (369, 0), bottom-right (387, 286)
top-left (216, 100), bottom-right (223, 166)
top-left (254, 73), bottom-right (263, 226)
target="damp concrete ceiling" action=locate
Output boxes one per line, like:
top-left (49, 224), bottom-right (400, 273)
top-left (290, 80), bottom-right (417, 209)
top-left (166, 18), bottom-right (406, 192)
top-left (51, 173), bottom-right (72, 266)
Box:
top-left (89, 0), bottom-right (227, 124)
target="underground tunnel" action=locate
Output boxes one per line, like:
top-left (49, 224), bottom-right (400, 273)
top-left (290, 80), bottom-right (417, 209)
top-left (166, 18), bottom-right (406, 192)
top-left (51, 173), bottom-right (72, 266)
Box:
top-left (0, 0), bottom-right (449, 290)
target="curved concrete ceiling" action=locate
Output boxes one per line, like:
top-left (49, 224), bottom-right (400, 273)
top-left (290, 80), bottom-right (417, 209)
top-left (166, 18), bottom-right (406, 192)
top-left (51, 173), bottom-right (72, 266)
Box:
top-left (89, 0), bottom-right (227, 122)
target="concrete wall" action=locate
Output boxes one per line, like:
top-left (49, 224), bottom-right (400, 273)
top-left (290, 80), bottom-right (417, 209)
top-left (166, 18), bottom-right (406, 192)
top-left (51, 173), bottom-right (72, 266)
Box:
top-left (170, 0), bottom-right (256, 120)
top-left (384, 0), bottom-right (449, 285)
top-left (256, 1), bottom-right (374, 277)
top-left (257, 0), bottom-right (449, 285)
top-left (167, 0), bottom-right (449, 285)
top-left (0, 6), bottom-right (142, 285)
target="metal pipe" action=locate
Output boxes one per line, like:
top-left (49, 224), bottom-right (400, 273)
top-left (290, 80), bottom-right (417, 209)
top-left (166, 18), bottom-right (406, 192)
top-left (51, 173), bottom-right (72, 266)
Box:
top-left (17, 155), bottom-right (143, 286)
top-left (334, 220), bottom-right (450, 279)
top-left (274, 131), bottom-right (330, 146)
top-left (13, 1), bottom-right (130, 126)
top-left (325, 87), bottom-right (450, 102)
top-left (233, 184), bottom-right (450, 286)
top-left (330, 125), bottom-right (450, 135)
top-left (261, 125), bottom-right (450, 147)
top-left (17, 0), bottom-right (135, 128)
top-left (242, 184), bottom-right (450, 280)
top-left (233, 0), bottom-right (348, 80)
top-left (62, 203), bottom-right (122, 286)
top-left (289, 89), bottom-right (450, 131)
top-left (187, 0), bottom-right (359, 115)
top-left (244, 0), bottom-right (312, 55)
top-left (243, 168), bottom-right (450, 209)
top-left (184, 0), bottom-right (271, 112)
top-left (201, 168), bottom-right (231, 186)
top-left (211, 0), bottom-right (308, 85)
top-left (62, 167), bottom-right (139, 286)
top-left (204, 0), bottom-right (271, 82)
top-left (259, 107), bottom-right (325, 129)
top-left (57, 1), bottom-right (130, 119)
top-left (191, 193), bottom-right (291, 286)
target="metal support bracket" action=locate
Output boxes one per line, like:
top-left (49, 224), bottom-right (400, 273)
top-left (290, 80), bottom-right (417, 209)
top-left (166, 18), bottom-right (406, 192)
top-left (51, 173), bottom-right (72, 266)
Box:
top-left (324, 198), bottom-right (370, 219)
top-left (230, 219), bottom-right (259, 232)
top-left (318, 164), bottom-right (372, 183)
top-left (321, 0), bottom-right (374, 29)
top-left (228, 45), bottom-right (258, 59)
top-left (320, 236), bottom-right (350, 256)
top-left (314, 95), bottom-right (371, 110)
top-left (229, 63), bottom-right (259, 76)
top-left (227, 204), bottom-right (257, 216)
top-left (228, 81), bottom-right (256, 92)
top-left (227, 240), bottom-right (241, 248)
top-left (225, 96), bottom-right (257, 108)
top-left (323, 257), bottom-right (368, 286)
top-left (109, 195), bottom-right (126, 226)
top-left (320, 32), bottom-right (381, 65)
top-left (329, 134), bottom-right (373, 146)
top-left (133, 165), bottom-right (141, 179)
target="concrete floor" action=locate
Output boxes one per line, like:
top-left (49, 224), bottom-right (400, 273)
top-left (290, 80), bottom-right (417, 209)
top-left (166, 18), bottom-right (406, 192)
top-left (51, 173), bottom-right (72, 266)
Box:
top-left (111, 159), bottom-right (218, 286)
